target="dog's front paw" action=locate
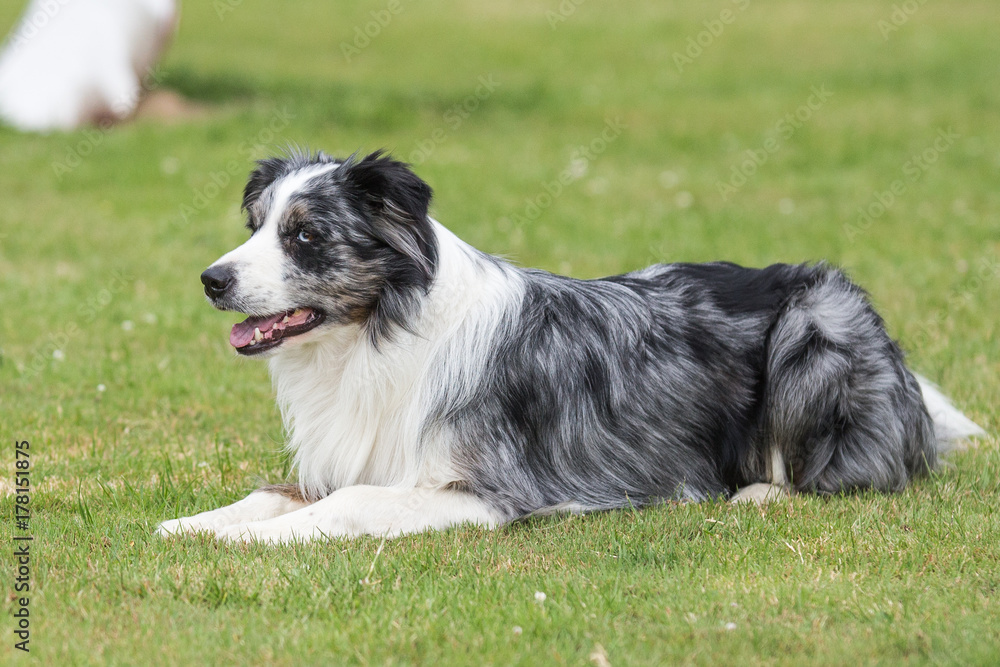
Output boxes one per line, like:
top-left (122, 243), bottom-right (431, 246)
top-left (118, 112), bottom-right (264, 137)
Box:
top-left (213, 520), bottom-right (322, 545)
top-left (155, 517), bottom-right (186, 537)
top-left (155, 516), bottom-right (210, 537)
top-left (155, 511), bottom-right (238, 537)
top-left (213, 523), bottom-right (261, 544)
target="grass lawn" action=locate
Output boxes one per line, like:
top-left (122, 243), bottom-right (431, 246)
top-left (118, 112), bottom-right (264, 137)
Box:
top-left (2, 0), bottom-right (999, 664)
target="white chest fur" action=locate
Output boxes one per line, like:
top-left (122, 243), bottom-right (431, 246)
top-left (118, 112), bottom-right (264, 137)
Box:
top-left (269, 222), bottom-right (523, 498)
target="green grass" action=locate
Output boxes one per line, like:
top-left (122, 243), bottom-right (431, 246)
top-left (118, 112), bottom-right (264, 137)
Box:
top-left (1, 0), bottom-right (999, 664)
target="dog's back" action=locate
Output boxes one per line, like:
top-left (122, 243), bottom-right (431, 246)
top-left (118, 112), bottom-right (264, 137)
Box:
top-left (449, 261), bottom-right (945, 517)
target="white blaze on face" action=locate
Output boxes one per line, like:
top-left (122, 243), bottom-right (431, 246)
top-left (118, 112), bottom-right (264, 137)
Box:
top-left (207, 162), bottom-right (340, 313)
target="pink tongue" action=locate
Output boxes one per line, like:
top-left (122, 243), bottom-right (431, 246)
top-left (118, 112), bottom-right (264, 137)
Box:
top-left (229, 309), bottom-right (315, 348)
top-left (230, 313), bottom-right (286, 348)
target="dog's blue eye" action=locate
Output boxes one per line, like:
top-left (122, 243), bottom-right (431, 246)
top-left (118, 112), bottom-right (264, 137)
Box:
top-left (297, 230), bottom-right (314, 243)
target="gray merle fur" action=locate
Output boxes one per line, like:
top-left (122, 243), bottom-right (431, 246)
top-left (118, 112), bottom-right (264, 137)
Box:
top-left (447, 262), bottom-right (936, 519)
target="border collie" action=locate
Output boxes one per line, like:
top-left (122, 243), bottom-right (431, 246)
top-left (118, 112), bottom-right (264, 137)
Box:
top-left (156, 150), bottom-right (985, 543)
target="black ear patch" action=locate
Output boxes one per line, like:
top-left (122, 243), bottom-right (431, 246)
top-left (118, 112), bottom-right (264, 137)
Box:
top-left (242, 157), bottom-right (293, 212)
top-left (338, 151), bottom-right (439, 346)
top-left (344, 151), bottom-right (432, 221)
top-left (341, 151), bottom-right (437, 284)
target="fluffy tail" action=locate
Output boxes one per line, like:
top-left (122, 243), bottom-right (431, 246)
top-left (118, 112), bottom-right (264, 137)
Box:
top-left (916, 374), bottom-right (986, 454)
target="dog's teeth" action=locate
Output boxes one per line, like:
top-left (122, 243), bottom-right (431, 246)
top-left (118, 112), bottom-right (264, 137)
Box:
top-left (253, 327), bottom-right (263, 343)
top-left (281, 315), bottom-right (290, 324)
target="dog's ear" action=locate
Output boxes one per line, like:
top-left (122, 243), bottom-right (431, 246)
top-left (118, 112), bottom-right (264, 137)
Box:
top-left (343, 151), bottom-right (437, 282)
top-left (340, 151), bottom-right (439, 347)
top-left (242, 157), bottom-right (292, 212)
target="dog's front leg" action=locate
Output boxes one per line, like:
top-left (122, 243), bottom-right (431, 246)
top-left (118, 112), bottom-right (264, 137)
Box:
top-left (156, 484), bottom-right (313, 537)
top-left (213, 485), bottom-right (503, 544)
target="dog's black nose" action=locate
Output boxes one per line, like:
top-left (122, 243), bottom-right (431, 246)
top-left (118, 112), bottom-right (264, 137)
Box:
top-left (201, 265), bottom-right (234, 300)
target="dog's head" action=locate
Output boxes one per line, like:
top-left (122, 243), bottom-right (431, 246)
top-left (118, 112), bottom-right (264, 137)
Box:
top-left (201, 150), bottom-right (438, 356)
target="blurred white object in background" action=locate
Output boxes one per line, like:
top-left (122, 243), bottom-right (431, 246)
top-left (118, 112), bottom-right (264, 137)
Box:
top-left (0, 0), bottom-right (178, 132)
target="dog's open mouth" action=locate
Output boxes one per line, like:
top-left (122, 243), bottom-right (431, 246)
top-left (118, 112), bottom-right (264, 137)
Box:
top-left (229, 308), bottom-right (325, 355)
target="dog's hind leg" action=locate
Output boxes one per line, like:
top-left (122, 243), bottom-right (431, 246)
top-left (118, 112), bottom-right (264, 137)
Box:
top-left (732, 445), bottom-right (791, 504)
top-left (730, 483), bottom-right (790, 504)
top-left (155, 484), bottom-right (312, 537)
top-left (212, 485), bottom-right (504, 544)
